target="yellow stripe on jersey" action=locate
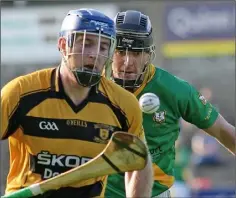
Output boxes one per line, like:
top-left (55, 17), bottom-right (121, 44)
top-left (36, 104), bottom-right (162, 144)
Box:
top-left (153, 164), bottom-right (175, 188)
top-left (134, 64), bottom-right (156, 97)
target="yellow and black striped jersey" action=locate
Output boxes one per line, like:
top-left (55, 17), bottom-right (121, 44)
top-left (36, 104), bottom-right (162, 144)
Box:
top-left (1, 66), bottom-right (144, 197)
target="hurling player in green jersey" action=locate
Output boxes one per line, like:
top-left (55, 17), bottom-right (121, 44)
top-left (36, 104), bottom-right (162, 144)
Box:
top-left (105, 10), bottom-right (235, 198)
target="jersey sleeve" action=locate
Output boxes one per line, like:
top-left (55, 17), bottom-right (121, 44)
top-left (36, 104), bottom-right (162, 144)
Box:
top-left (1, 78), bottom-right (21, 139)
top-left (178, 83), bottom-right (219, 129)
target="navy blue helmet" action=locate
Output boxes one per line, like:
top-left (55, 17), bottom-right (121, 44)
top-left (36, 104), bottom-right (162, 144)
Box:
top-left (115, 10), bottom-right (154, 52)
top-left (112, 10), bottom-right (155, 91)
top-left (59, 9), bottom-right (116, 87)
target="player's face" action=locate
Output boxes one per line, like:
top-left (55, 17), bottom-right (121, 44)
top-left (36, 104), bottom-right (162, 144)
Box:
top-left (59, 31), bottom-right (116, 87)
top-left (112, 50), bottom-right (150, 80)
top-left (68, 34), bottom-right (110, 73)
top-left (59, 33), bottom-right (111, 73)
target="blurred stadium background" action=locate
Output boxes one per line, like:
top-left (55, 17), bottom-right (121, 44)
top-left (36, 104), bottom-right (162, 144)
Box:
top-left (1, 1), bottom-right (235, 197)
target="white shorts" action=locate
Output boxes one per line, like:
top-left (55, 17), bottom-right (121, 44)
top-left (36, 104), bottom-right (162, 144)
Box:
top-left (169, 181), bottom-right (191, 198)
top-left (152, 189), bottom-right (171, 198)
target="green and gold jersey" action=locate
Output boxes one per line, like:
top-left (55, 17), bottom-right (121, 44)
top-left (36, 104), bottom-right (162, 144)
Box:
top-left (105, 64), bottom-right (219, 197)
top-left (1, 66), bottom-right (144, 197)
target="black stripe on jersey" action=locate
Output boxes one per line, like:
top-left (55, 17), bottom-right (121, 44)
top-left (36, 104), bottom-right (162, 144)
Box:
top-left (22, 116), bottom-right (120, 141)
top-left (90, 91), bottom-right (129, 132)
top-left (2, 89), bottom-right (61, 139)
top-left (2, 103), bottom-right (20, 139)
top-left (50, 67), bottom-right (57, 92)
top-left (4, 90), bottom-right (127, 140)
top-left (2, 85), bottom-right (52, 139)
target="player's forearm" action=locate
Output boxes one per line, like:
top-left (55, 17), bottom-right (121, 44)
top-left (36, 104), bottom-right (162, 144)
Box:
top-left (205, 114), bottom-right (235, 155)
top-left (125, 153), bottom-right (153, 198)
top-left (217, 122), bottom-right (235, 155)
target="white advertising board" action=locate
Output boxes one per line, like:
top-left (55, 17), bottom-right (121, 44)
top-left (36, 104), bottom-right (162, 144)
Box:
top-left (1, 4), bottom-right (118, 65)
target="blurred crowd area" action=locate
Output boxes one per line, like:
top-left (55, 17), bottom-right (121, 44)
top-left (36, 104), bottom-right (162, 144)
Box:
top-left (1, 1), bottom-right (235, 197)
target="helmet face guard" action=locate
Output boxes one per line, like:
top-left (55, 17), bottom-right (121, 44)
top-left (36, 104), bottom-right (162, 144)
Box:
top-left (59, 9), bottom-right (116, 87)
top-left (62, 31), bottom-right (116, 87)
top-left (112, 33), bottom-right (155, 92)
top-left (111, 10), bottom-right (156, 91)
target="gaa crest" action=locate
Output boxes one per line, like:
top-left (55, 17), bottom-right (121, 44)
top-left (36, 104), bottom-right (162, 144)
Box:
top-left (94, 123), bottom-right (113, 143)
top-left (153, 111), bottom-right (166, 124)
top-left (99, 129), bottom-right (109, 140)
top-left (199, 94), bottom-right (207, 105)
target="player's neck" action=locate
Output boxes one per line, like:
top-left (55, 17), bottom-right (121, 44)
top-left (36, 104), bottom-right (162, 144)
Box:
top-left (60, 65), bottom-right (91, 106)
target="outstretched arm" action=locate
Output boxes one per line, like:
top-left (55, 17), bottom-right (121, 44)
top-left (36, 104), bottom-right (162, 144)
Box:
top-left (178, 82), bottom-right (235, 155)
top-left (203, 114), bottom-right (235, 155)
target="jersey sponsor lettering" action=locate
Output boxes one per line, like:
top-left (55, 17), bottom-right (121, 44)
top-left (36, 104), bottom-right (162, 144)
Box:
top-left (32, 151), bottom-right (92, 179)
top-left (149, 146), bottom-right (164, 160)
top-left (66, 119), bottom-right (88, 127)
top-left (39, 121), bottom-right (59, 131)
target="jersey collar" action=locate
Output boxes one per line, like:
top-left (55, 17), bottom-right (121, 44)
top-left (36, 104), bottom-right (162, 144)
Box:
top-left (50, 66), bottom-right (60, 93)
top-left (134, 64), bottom-right (156, 96)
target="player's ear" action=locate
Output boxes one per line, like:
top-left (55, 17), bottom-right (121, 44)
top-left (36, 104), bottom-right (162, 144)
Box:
top-left (144, 52), bottom-right (151, 62)
top-left (58, 37), bottom-right (67, 56)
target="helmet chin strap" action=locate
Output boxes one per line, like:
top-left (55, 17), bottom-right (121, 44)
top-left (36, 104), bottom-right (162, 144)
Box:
top-left (113, 78), bottom-right (140, 92)
top-left (60, 31), bottom-right (106, 88)
top-left (113, 63), bottom-right (149, 92)
top-left (72, 68), bottom-right (101, 87)
top-left (113, 49), bottom-right (151, 92)
top-left (61, 51), bottom-right (101, 88)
